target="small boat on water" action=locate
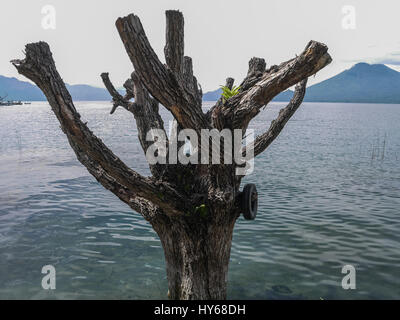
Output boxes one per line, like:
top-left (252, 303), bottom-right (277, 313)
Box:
top-left (0, 100), bottom-right (24, 106)
top-left (0, 94), bottom-right (26, 106)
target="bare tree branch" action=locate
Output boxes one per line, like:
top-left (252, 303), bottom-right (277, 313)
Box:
top-left (244, 78), bottom-right (308, 157)
top-left (165, 10), bottom-right (184, 74)
top-left (164, 11), bottom-right (202, 102)
top-left (218, 41), bottom-right (331, 129)
top-left (239, 57), bottom-right (266, 91)
top-left (182, 56), bottom-right (203, 103)
top-left (101, 72), bottom-right (134, 114)
top-left (115, 12), bottom-right (209, 132)
top-left (130, 72), bottom-right (170, 178)
top-left (207, 57), bottom-right (265, 129)
top-left (11, 42), bottom-right (189, 218)
top-left (101, 72), bottom-right (169, 178)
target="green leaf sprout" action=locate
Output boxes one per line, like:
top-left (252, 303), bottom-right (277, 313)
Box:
top-left (220, 85), bottom-right (241, 102)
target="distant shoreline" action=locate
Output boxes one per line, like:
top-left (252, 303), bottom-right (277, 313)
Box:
top-left (3, 100), bottom-right (400, 105)
top-left (4, 63), bottom-right (400, 104)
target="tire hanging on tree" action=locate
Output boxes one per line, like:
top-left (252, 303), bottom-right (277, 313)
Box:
top-left (241, 183), bottom-right (258, 220)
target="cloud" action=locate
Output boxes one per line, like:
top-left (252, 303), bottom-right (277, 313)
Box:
top-left (370, 51), bottom-right (400, 65)
top-left (373, 58), bottom-right (400, 65)
top-left (341, 51), bottom-right (400, 65)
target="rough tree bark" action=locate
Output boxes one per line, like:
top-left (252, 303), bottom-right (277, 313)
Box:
top-left (12, 10), bottom-right (331, 300)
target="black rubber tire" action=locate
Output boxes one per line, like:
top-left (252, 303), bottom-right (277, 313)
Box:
top-left (241, 184), bottom-right (258, 220)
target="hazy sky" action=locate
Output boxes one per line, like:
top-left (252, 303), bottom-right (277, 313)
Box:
top-left (1, 0), bottom-right (400, 91)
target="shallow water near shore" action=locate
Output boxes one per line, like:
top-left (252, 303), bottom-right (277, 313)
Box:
top-left (0, 101), bottom-right (399, 299)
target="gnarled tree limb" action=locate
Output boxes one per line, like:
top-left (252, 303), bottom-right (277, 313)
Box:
top-left (164, 11), bottom-right (202, 103)
top-left (244, 78), bottom-right (308, 158)
top-left (11, 42), bottom-right (189, 218)
top-left (239, 57), bottom-right (266, 91)
top-left (116, 12), bottom-right (209, 132)
top-left (219, 41), bottom-right (331, 129)
top-left (101, 72), bottom-right (134, 114)
top-left (164, 10), bottom-right (184, 75)
top-left (181, 56), bottom-right (203, 103)
top-left (101, 72), bottom-right (168, 178)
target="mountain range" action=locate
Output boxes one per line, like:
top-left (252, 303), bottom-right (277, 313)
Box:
top-left (0, 76), bottom-right (113, 101)
top-left (203, 63), bottom-right (400, 104)
top-left (2, 63), bottom-right (400, 103)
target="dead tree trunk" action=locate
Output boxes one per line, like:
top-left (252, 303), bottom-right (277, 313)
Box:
top-left (11, 10), bottom-right (331, 300)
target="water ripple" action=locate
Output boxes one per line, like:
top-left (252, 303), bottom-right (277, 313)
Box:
top-left (0, 102), bottom-right (399, 299)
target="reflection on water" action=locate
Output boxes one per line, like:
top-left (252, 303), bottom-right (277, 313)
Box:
top-left (0, 101), bottom-right (399, 299)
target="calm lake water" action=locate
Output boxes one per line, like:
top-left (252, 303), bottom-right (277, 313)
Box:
top-left (0, 101), bottom-right (399, 299)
